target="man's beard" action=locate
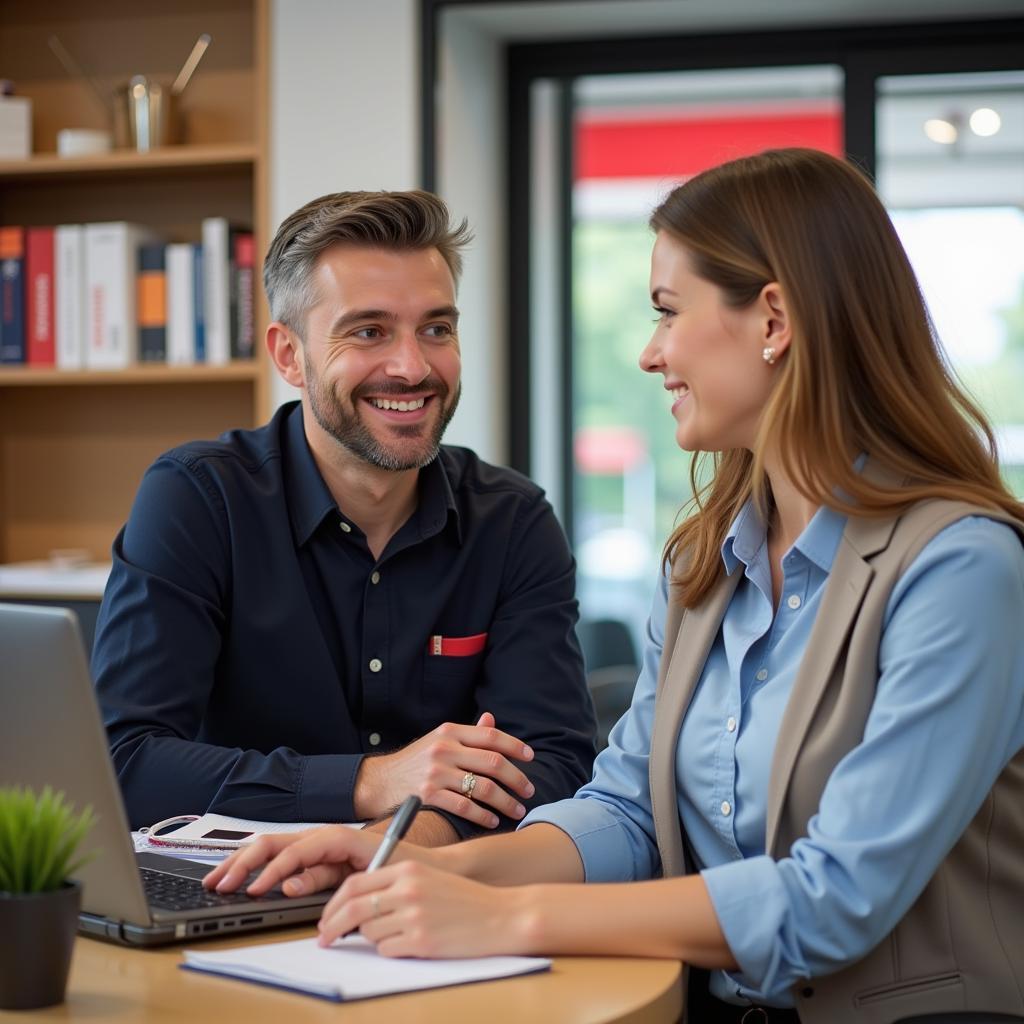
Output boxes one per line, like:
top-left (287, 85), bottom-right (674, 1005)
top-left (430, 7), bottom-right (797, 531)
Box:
top-left (305, 355), bottom-right (460, 471)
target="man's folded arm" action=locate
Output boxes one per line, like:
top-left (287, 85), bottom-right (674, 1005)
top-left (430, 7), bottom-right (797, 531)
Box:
top-left (92, 457), bottom-right (363, 827)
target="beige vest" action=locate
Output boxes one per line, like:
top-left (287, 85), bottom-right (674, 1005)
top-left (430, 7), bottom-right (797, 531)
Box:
top-left (649, 499), bottom-right (1024, 1023)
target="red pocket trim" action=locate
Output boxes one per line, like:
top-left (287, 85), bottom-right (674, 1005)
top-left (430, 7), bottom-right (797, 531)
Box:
top-left (427, 632), bottom-right (487, 656)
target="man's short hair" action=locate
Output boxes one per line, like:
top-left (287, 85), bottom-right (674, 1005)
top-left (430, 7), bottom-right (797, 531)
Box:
top-left (263, 190), bottom-right (472, 333)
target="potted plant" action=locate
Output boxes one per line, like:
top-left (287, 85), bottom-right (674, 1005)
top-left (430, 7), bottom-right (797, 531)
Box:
top-left (0, 785), bottom-right (95, 1010)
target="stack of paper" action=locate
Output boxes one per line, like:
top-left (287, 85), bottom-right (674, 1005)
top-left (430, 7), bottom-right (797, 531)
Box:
top-left (182, 935), bottom-right (551, 1002)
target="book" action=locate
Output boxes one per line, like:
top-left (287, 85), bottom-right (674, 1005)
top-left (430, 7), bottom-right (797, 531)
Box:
top-left (232, 232), bottom-right (255, 359)
top-left (181, 935), bottom-right (551, 1002)
top-left (193, 242), bottom-right (206, 362)
top-left (55, 225), bottom-right (86, 369)
top-left (203, 217), bottom-right (248, 365)
top-left (0, 226), bottom-right (25, 364)
top-left (166, 243), bottom-right (195, 366)
top-left (137, 244), bottom-right (167, 362)
top-left (84, 222), bottom-right (161, 368)
top-left (25, 227), bottom-right (56, 367)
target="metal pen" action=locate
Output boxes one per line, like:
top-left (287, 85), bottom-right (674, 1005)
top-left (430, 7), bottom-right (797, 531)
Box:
top-left (366, 795), bottom-right (422, 872)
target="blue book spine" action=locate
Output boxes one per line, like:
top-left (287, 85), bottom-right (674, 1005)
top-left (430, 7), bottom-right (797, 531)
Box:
top-left (192, 243), bottom-right (206, 362)
top-left (0, 228), bottom-right (26, 364)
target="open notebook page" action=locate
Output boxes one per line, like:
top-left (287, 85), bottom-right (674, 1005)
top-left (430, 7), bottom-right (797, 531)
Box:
top-left (182, 935), bottom-right (551, 1002)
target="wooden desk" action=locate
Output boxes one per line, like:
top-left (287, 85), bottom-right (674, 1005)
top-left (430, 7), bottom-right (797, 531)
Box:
top-left (3, 928), bottom-right (683, 1023)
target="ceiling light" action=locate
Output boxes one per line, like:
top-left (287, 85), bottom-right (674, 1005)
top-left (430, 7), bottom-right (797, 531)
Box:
top-left (924, 118), bottom-right (958, 144)
top-left (969, 107), bottom-right (1001, 137)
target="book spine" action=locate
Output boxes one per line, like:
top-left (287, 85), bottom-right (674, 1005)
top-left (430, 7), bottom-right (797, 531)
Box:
top-left (166, 243), bottom-right (195, 366)
top-left (85, 223), bottom-right (129, 368)
top-left (137, 244), bottom-right (167, 362)
top-left (232, 232), bottom-right (255, 359)
top-left (85, 223), bottom-right (160, 368)
top-left (26, 226), bottom-right (56, 367)
top-left (55, 225), bottom-right (85, 369)
top-left (202, 217), bottom-right (230, 365)
top-left (0, 226), bottom-right (26, 364)
top-left (193, 243), bottom-right (206, 362)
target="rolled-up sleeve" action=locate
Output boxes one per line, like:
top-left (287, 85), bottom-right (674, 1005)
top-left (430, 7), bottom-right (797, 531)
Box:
top-left (702, 517), bottom-right (1024, 1000)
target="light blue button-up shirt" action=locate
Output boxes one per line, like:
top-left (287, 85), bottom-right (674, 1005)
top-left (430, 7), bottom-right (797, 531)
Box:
top-left (522, 501), bottom-right (1024, 1006)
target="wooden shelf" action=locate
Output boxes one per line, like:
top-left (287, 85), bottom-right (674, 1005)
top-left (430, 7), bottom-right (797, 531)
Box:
top-left (0, 0), bottom-right (270, 564)
top-left (0, 144), bottom-right (259, 183)
top-left (0, 362), bottom-right (262, 387)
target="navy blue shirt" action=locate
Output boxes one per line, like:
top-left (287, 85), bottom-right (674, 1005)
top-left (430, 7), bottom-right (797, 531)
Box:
top-left (92, 402), bottom-right (595, 831)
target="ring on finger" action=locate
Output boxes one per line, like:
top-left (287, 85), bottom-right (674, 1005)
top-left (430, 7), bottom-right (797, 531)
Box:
top-left (371, 893), bottom-right (382, 918)
top-left (460, 771), bottom-right (477, 798)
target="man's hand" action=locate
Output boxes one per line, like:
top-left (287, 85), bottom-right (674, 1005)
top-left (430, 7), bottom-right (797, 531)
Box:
top-left (353, 712), bottom-right (535, 829)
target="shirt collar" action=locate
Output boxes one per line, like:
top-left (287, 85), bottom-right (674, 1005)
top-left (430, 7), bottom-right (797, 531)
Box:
top-left (282, 402), bottom-right (461, 548)
top-left (283, 403), bottom-right (341, 547)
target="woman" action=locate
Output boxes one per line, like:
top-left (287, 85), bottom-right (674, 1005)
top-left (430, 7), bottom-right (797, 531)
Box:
top-left (205, 149), bottom-right (1024, 1023)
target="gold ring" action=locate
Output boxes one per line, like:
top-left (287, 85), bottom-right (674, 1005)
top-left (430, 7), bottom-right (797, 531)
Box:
top-left (460, 771), bottom-right (477, 798)
top-left (371, 893), bottom-right (381, 918)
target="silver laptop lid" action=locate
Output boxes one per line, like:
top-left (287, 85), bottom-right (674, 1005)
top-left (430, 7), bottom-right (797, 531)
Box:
top-left (0, 603), bottom-right (151, 927)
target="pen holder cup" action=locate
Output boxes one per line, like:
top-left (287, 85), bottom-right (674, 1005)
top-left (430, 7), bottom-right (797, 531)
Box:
top-left (113, 77), bottom-right (178, 151)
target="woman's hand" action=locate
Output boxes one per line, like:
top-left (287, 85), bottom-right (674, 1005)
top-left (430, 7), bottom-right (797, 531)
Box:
top-left (203, 825), bottom-right (419, 897)
top-left (317, 860), bottom-right (535, 959)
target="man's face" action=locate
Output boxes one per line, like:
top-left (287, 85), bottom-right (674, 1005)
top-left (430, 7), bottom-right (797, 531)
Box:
top-left (300, 245), bottom-right (461, 471)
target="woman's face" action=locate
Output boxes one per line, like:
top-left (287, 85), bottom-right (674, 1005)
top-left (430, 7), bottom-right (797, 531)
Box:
top-left (639, 231), bottom-right (780, 453)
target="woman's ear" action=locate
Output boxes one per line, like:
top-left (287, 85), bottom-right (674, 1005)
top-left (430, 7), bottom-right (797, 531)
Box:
top-left (760, 282), bottom-right (792, 360)
top-left (266, 322), bottom-right (305, 388)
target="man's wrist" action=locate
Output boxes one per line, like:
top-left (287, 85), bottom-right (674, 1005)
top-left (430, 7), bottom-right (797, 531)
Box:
top-left (352, 754), bottom-right (388, 820)
top-left (363, 808), bottom-right (459, 847)
top-left (401, 809), bottom-right (459, 847)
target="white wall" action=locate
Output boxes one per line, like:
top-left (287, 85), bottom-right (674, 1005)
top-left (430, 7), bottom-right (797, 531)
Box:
top-left (268, 0), bottom-right (504, 463)
top-left (435, 14), bottom-right (506, 462)
top-left (268, 0), bottom-right (419, 409)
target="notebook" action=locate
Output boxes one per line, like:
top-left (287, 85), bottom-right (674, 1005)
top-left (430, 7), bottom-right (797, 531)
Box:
top-left (0, 603), bottom-right (332, 946)
top-left (182, 935), bottom-right (551, 1001)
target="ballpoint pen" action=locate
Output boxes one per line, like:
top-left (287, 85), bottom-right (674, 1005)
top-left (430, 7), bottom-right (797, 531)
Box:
top-left (365, 795), bottom-right (422, 873)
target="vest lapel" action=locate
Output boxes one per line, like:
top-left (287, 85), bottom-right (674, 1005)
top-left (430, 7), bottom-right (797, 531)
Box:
top-left (764, 515), bottom-right (896, 852)
top-left (651, 569), bottom-right (740, 877)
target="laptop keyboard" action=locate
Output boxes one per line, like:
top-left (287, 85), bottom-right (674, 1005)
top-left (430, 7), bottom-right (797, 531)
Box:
top-left (141, 868), bottom-right (272, 912)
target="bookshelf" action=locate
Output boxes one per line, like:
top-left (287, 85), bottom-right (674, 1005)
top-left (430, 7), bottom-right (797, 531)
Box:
top-left (0, 0), bottom-right (270, 565)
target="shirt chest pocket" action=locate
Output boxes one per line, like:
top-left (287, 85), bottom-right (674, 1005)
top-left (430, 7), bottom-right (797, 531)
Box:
top-left (421, 635), bottom-right (487, 721)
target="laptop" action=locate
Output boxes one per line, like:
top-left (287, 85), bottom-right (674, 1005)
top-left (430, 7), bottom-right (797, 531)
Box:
top-left (0, 602), bottom-right (331, 946)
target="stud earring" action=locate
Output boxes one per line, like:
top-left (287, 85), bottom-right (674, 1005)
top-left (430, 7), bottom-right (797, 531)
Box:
top-left (762, 347), bottom-right (777, 365)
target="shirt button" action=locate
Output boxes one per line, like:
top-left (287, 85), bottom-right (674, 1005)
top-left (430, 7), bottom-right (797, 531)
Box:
top-left (755, 668), bottom-right (768, 682)
top-left (370, 571), bottom-right (380, 585)
top-left (369, 658), bottom-right (382, 673)
top-left (368, 732), bottom-right (381, 747)
top-left (726, 716), bottom-right (737, 733)
top-left (339, 521), bottom-right (352, 533)
top-left (787, 594), bottom-right (801, 610)
top-left (721, 801), bottom-right (732, 817)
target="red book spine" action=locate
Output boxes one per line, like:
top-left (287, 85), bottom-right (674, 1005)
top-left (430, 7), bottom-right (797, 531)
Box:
top-left (26, 226), bottom-right (56, 367)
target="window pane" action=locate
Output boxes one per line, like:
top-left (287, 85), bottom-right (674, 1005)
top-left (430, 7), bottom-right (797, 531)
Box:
top-left (572, 66), bottom-right (843, 655)
top-left (877, 70), bottom-right (1024, 492)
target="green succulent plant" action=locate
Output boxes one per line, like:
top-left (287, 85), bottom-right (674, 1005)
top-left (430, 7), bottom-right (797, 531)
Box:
top-left (0, 786), bottom-right (96, 894)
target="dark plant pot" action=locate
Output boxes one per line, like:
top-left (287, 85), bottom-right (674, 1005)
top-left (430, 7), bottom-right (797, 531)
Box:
top-left (0, 881), bottom-right (81, 1010)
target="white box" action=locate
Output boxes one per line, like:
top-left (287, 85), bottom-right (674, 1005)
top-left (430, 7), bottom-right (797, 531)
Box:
top-left (0, 97), bottom-right (31, 160)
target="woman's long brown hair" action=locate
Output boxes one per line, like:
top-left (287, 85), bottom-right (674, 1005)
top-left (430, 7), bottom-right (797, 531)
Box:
top-left (652, 148), bottom-right (1024, 607)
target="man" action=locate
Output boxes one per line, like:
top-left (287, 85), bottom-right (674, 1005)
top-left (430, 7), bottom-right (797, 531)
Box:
top-left (92, 190), bottom-right (596, 846)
